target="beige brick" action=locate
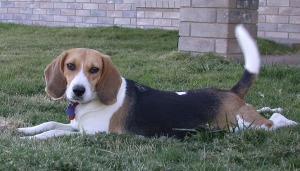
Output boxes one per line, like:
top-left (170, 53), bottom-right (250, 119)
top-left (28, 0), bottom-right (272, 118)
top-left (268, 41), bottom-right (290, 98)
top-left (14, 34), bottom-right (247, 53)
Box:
top-left (27, 14), bottom-right (39, 21)
top-left (114, 18), bottom-right (131, 25)
top-left (98, 4), bottom-right (114, 10)
top-left (168, 1), bottom-right (175, 8)
top-left (47, 9), bottom-right (60, 15)
top-left (62, 0), bottom-right (76, 3)
top-left (192, 0), bottom-right (235, 8)
top-left (289, 33), bottom-right (300, 39)
top-left (107, 11), bottom-right (122, 17)
top-left (83, 3), bottom-right (98, 10)
top-left (76, 0), bottom-right (92, 2)
top-left (259, 0), bottom-right (267, 6)
top-left (266, 15), bottom-right (288, 24)
top-left (279, 7), bottom-right (300, 15)
top-left (163, 11), bottom-right (179, 19)
top-left (225, 39), bottom-right (242, 54)
top-left (258, 7), bottom-right (278, 15)
top-left (76, 10), bottom-right (90, 16)
top-left (267, 0), bottom-right (289, 7)
top-left (175, 1), bottom-right (180, 8)
top-left (68, 16), bottom-right (83, 22)
top-left (54, 15), bottom-right (68, 22)
top-left (124, 0), bottom-right (136, 3)
top-left (257, 23), bottom-right (277, 31)
top-left (216, 39), bottom-right (228, 54)
top-left (137, 18), bottom-right (154, 26)
top-left (278, 24), bottom-right (300, 32)
top-left (180, 8), bottom-right (216, 22)
top-left (291, 0), bottom-right (300, 7)
top-left (8, 8), bottom-right (19, 14)
top-left (257, 31), bottom-right (265, 37)
top-left (40, 2), bottom-right (53, 9)
top-left (145, 1), bottom-right (155, 8)
top-left (115, 4), bottom-right (132, 10)
top-left (27, 2), bottom-right (39, 8)
top-left (54, 3), bottom-right (68, 9)
top-left (171, 19), bottom-right (179, 27)
top-left (61, 9), bottom-right (76, 15)
top-left (137, 11), bottom-right (144, 18)
top-left (137, 1), bottom-right (146, 8)
top-left (191, 23), bottom-right (230, 38)
top-left (290, 16), bottom-right (300, 24)
top-left (14, 2), bottom-right (27, 8)
top-left (156, 1), bottom-right (163, 8)
top-left (154, 19), bottom-right (172, 26)
top-left (179, 22), bottom-right (190, 36)
top-left (68, 3), bottom-right (82, 9)
top-left (258, 15), bottom-right (266, 22)
top-left (130, 18), bottom-right (136, 25)
top-left (91, 0), bottom-right (106, 3)
top-left (0, 8), bottom-right (7, 13)
top-left (40, 15), bottom-right (54, 21)
top-left (20, 8), bottom-right (32, 14)
top-left (180, 0), bottom-right (191, 7)
top-left (178, 37), bottom-right (215, 53)
top-left (33, 8), bottom-right (46, 15)
top-left (265, 31), bottom-right (288, 38)
top-left (83, 16), bottom-right (97, 23)
top-left (145, 11), bottom-right (162, 18)
top-left (162, 1), bottom-right (168, 8)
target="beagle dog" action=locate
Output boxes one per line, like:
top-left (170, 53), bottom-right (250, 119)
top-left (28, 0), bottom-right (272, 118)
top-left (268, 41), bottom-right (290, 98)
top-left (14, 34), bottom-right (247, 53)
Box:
top-left (18, 25), bottom-right (297, 139)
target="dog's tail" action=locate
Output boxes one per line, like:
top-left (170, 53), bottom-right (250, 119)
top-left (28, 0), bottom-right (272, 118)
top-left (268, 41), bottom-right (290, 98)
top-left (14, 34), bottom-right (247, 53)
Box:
top-left (230, 25), bottom-right (260, 99)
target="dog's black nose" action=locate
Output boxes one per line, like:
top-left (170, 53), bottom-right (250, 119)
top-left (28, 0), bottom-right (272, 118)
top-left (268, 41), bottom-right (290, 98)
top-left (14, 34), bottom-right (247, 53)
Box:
top-left (73, 85), bottom-right (85, 97)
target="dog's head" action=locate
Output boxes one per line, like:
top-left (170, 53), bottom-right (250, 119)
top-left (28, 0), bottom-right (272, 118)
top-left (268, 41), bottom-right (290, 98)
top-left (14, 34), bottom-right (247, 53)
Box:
top-left (44, 48), bottom-right (122, 105)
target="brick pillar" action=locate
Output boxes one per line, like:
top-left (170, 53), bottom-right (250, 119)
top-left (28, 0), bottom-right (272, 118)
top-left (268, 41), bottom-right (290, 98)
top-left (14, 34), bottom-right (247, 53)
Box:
top-left (178, 0), bottom-right (259, 57)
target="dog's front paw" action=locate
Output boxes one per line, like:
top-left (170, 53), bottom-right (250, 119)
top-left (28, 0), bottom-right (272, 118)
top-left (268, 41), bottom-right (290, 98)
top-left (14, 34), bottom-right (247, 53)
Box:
top-left (269, 113), bottom-right (298, 130)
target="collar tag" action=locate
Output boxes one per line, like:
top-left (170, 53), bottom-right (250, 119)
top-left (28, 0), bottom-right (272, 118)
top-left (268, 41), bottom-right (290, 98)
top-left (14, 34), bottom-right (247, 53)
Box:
top-left (66, 102), bottom-right (79, 120)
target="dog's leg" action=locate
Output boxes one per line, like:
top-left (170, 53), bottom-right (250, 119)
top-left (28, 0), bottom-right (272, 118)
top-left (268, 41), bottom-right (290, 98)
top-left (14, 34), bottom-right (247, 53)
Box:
top-left (269, 113), bottom-right (298, 130)
top-left (21, 130), bottom-right (80, 140)
top-left (18, 121), bottom-right (74, 135)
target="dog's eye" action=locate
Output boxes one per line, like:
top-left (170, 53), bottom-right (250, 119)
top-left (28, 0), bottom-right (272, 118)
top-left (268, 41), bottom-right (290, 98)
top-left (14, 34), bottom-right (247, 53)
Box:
top-left (67, 63), bottom-right (76, 71)
top-left (90, 67), bottom-right (99, 74)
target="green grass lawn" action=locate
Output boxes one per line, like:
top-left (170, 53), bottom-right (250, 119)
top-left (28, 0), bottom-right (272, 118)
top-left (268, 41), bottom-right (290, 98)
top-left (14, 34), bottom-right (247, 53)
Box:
top-left (0, 23), bottom-right (300, 170)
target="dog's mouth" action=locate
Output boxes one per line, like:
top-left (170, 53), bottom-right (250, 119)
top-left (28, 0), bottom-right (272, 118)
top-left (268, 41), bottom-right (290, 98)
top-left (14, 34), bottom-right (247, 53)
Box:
top-left (70, 96), bottom-right (83, 102)
top-left (67, 94), bottom-right (97, 104)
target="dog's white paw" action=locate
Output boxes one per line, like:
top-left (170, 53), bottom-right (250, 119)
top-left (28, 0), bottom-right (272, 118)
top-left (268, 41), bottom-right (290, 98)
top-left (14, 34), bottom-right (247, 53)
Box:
top-left (269, 113), bottom-right (298, 130)
top-left (17, 127), bottom-right (37, 135)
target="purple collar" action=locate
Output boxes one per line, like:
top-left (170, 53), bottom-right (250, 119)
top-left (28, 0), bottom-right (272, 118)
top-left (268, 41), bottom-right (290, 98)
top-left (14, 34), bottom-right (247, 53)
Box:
top-left (66, 102), bottom-right (79, 120)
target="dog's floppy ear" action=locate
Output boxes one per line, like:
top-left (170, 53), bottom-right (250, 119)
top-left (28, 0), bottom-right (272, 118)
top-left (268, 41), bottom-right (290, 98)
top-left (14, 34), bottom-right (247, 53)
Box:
top-left (97, 56), bottom-right (122, 105)
top-left (44, 52), bottom-right (68, 99)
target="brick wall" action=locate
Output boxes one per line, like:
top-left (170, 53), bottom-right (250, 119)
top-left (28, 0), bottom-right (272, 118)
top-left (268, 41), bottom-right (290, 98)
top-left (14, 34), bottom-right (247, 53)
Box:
top-left (0, 0), bottom-right (299, 41)
top-left (0, 0), bottom-right (137, 27)
top-left (258, 0), bottom-right (300, 41)
top-left (0, 0), bottom-right (180, 29)
top-left (136, 0), bottom-right (180, 30)
top-left (178, 0), bottom-right (259, 57)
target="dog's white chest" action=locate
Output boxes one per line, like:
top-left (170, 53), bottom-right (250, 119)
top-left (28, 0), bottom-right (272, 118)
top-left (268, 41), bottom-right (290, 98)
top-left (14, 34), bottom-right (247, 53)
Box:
top-left (72, 100), bottom-right (114, 134)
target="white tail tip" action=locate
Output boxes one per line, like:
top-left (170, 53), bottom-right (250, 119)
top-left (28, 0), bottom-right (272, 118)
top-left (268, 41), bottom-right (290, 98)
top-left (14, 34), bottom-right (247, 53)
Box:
top-left (235, 25), bottom-right (260, 74)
